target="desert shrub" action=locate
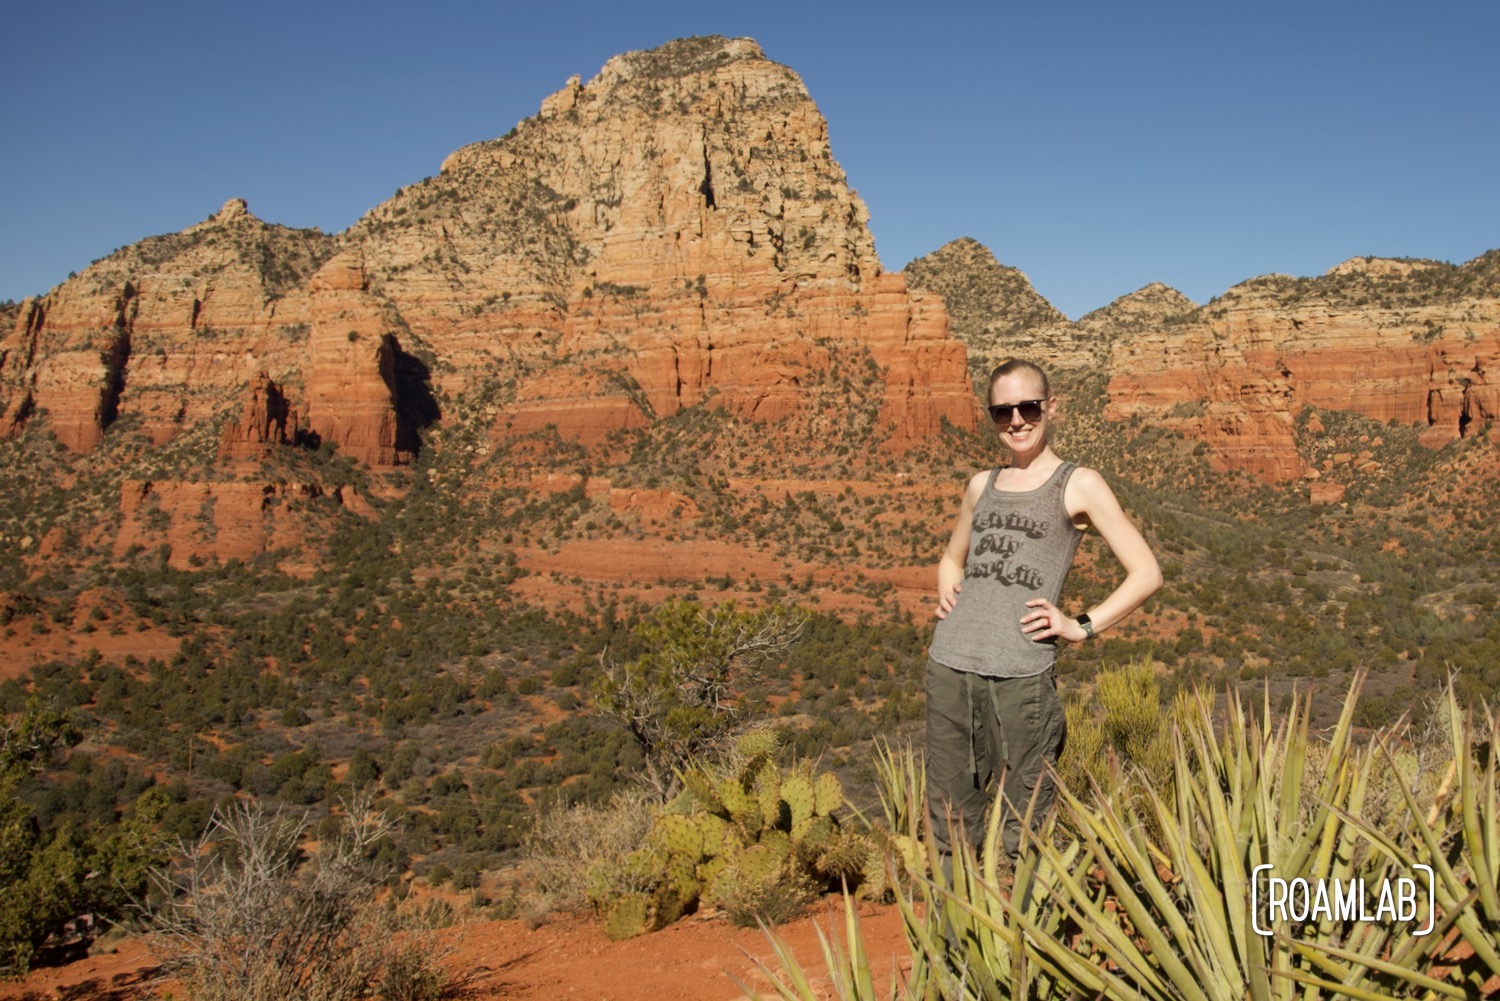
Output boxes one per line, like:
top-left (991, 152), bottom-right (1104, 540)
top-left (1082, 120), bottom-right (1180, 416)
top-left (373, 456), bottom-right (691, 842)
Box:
top-left (516, 786), bottom-right (656, 922)
top-left (145, 796), bottom-right (449, 1001)
top-left (711, 857), bottom-right (819, 928)
top-left (378, 941), bottom-right (444, 1001)
top-left (1059, 658), bottom-right (1176, 793)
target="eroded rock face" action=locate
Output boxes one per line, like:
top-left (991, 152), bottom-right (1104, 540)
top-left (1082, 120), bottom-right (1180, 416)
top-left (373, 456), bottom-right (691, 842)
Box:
top-left (302, 252), bottom-right (412, 465)
top-left (1, 37), bottom-right (976, 463)
top-left (218, 373), bottom-right (294, 459)
top-left (1105, 255), bottom-right (1500, 480)
top-left (348, 36), bottom-right (976, 449)
top-left (0, 199), bottom-right (338, 449)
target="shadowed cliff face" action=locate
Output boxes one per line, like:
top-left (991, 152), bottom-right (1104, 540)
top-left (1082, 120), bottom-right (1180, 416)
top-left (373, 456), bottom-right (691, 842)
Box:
top-left (0, 36), bottom-right (976, 469)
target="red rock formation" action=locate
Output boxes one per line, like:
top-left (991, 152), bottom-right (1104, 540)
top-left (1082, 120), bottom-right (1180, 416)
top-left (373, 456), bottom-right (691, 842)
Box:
top-left (0, 285), bottom-right (133, 451)
top-left (302, 252), bottom-right (411, 465)
top-left (1105, 257), bottom-right (1500, 481)
top-left (348, 36), bottom-right (977, 450)
top-left (20, 37), bottom-right (1500, 496)
top-left (2, 38), bottom-right (976, 469)
top-left (218, 373), bottom-right (294, 458)
top-left (0, 198), bottom-right (336, 449)
top-left (115, 477), bottom-right (368, 571)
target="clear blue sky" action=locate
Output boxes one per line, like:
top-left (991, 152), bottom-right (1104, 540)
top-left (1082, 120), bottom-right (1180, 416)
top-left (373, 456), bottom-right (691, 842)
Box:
top-left (3, 0), bottom-right (1496, 319)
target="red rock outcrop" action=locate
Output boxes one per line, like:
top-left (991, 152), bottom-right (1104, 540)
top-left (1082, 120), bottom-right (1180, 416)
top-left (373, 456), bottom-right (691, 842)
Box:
top-left (2, 38), bottom-right (976, 468)
top-left (302, 252), bottom-right (412, 465)
top-left (0, 198), bottom-right (337, 449)
top-left (1105, 256), bottom-right (1500, 480)
top-left (115, 477), bottom-right (370, 571)
top-left (218, 373), bottom-right (294, 458)
top-left (347, 36), bottom-right (976, 450)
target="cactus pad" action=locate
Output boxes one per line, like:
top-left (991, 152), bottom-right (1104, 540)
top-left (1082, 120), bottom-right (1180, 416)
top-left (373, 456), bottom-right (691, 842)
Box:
top-left (782, 774), bottom-right (815, 829)
top-left (603, 893), bottom-right (654, 941)
top-left (813, 771), bottom-right (843, 815)
top-left (654, 813), bottom-right (704, 859)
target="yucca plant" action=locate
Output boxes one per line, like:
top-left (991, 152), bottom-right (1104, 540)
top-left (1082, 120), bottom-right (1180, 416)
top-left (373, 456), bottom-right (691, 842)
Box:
top-left (1292, 684), bottom-right (1500, 999)
top-left (895, 804), bottom-right (1082, 1001)
top-left (749, 672), bottom-right (1461, 1001)
top-left (1004, 674), bottom-right (1427, 1000)
top-left (737, 893), bottom-right (901, 1001)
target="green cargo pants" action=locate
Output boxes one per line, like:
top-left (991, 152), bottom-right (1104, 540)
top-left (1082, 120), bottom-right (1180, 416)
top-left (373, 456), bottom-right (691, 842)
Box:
top-left (925, 657), bottom-right (1066, 860)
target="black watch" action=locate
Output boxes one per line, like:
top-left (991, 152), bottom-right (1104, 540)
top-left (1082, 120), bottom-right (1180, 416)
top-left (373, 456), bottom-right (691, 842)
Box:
top-left (1076, 613), bottom-right (1095, 640)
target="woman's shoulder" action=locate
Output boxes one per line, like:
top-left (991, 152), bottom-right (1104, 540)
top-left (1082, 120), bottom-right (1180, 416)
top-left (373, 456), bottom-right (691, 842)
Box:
top-left (1062, 464), bottom-right (1123, 512)
top-left (958, 467), bottom-right (998, 504)
top-left (1062, 462), bottom-right (1103, 486)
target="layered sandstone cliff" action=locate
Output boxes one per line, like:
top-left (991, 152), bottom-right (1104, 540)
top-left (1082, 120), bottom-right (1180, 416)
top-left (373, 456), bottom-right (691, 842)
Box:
top-left (0, 36), bottom-right (976, 469)
top-left (346, 36), bottom-right (975, 448)
top-left (0, 199), bottom-right (341, 451)
top-left (6, 35), bottom-right (1496, 492)
top-left (1104, 254), bottom-right (1500, 480)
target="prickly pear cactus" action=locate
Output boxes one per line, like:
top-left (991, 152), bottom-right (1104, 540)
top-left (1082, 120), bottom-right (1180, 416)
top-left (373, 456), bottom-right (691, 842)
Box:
top-left (792, 812), bottom-right (834, 849)
top-left (718, 775), bottom-right (760, 827)
top-left (653, 813), bottom-right (704, 859)
top-left (734, 727), bottom-right (781, 760)
top-left (782, 774), bottom-right (815, 830)
top-left (593, 744), bottom-right (889, 937)
top-left (696, 812), bottom-right (734, 857)
top-left (756, 769), bottom-right (786, 829)
top-left (603, 893), bottom-right (654, 941)
top-left (812, 830), bottom-right (869, 881)
top-left (813, 771), bottom-right (842, 815)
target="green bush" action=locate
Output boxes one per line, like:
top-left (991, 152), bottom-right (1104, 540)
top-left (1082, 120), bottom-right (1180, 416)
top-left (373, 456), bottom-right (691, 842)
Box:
top-left (1, 701), bottom-right (168, 977)
top-left (592, 600), bottom-right (807, 796)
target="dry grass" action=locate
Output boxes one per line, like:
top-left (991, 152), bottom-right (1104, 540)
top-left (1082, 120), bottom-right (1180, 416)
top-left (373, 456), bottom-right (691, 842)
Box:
top-left (513, 787), bottom-right (657, 924)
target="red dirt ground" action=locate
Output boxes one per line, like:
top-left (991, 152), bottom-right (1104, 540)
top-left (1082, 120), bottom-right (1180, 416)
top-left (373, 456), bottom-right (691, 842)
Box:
top-left (0, 901), bottom-right (911, 1001)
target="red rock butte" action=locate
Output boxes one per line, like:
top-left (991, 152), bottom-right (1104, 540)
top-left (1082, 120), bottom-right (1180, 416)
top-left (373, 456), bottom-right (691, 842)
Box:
top-left (0, 36), bottom-right (977, 468)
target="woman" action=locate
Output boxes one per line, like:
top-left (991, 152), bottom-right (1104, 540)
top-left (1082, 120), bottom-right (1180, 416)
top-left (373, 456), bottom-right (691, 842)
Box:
top-left (928, 358), bottom-right (1162, 861)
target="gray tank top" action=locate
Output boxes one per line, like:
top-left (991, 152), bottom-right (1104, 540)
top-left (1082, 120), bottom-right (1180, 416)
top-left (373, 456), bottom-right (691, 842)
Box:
top-left (929, 461), bottom-right (1083, 678)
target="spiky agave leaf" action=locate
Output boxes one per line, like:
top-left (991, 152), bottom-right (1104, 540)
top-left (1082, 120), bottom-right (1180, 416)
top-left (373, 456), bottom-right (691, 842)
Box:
top-left (1296, 684), bottom-right (1500, 999)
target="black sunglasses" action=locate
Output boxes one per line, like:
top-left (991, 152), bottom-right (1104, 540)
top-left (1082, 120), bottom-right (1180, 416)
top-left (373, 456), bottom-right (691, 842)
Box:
top-left (988, 399), bottom-right (1046, 424)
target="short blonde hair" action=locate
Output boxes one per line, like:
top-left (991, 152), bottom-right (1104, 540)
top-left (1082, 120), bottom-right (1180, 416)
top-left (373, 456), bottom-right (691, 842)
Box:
top-left (988, 359), bottom-right (1050, 399)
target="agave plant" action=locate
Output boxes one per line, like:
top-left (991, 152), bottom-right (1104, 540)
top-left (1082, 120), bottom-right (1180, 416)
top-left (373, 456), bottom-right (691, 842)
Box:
top-left (736, 893), bottom-right (901, 1001)
top-left (1292, 684), bottom-right (1500, 999)
top-left (1001, 674), bottom-right (1431, 1000)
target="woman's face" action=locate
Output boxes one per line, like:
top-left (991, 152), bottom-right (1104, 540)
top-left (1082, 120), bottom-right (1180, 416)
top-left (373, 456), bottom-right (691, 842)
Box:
top-left (989, 371), bottom-right (1054, 456)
